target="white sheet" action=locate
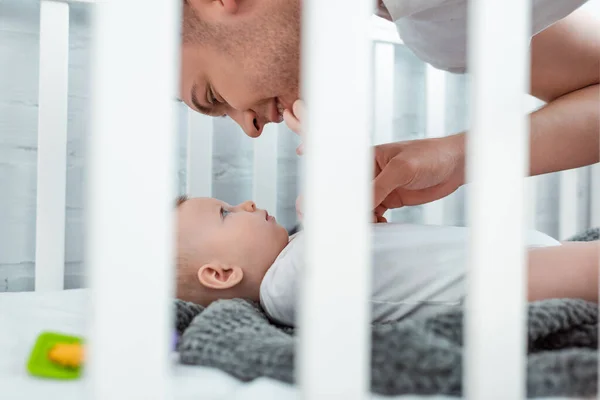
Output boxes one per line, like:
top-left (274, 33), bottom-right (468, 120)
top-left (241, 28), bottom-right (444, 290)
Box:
top-left (0, 289), bottom-right (583, 400)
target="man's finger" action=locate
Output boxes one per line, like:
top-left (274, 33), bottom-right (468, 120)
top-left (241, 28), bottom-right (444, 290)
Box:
top-left (372, 160), bottom-right (413, 208)
top-left (374, 204), bottom-right (387, 216)
top-left (283, 109), bottom-right (301, 135)
top-left (373, 160), bottom-right (381, 179)
top-left (374, 205), bottom-right (389, 223)
top-left (373, 212), bottom-right (387, 223)
top-left (292, 99), bottom-right (304, 122)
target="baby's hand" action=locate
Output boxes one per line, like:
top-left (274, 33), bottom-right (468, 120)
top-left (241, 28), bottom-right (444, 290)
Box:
top-left (283, 99), bottom-right (304, 155)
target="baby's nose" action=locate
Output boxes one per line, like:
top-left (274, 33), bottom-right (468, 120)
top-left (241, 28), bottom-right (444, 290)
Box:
top-left (238, 201), bottom-right (256, 212)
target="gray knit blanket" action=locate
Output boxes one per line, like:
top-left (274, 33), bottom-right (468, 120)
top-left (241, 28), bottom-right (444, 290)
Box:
top-left (174, 228), bottom-right (599, 398)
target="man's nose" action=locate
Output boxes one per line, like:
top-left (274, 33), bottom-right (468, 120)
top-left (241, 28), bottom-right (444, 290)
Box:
top-left (227, 109), bottom-right (264, 138)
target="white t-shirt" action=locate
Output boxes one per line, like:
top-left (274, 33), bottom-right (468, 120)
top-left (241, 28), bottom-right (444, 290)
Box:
top-left (380, 0), bottom-right (589, 73)
top-left (259, 223), bottom-right (560, 326)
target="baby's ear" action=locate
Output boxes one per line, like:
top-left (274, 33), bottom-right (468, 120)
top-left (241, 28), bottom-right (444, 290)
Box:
top-left (197, 263), bottom-right (243, 290)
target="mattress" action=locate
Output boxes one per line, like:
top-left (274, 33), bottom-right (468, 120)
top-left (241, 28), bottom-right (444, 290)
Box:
top-left (0, 289), bottom-right (584, 400)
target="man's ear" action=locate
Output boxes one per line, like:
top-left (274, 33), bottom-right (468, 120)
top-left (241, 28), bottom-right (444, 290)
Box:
top-left (187, 0), bottom-right (239, 16)
top-left (197, 263), bottom-right (243, 290)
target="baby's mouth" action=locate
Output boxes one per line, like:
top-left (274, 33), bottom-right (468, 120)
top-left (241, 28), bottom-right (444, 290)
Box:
top-left (265, 210), bottom-right (276, 223)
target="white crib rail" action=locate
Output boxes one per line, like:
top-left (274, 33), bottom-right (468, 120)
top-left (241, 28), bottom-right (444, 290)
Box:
top-left (465, 0), bottom-right (530, 399)
top-left (423, 65), bottom-right (447, 226)
top-left (372, 42), bottom-right (395, 147)
top-left (592, 164), bottom-right (600, 227)
top-left (87, 0), bottom-right (179, 399)
top-left (298, 0), bottom-right (372, 398)
top-left (187, 111), bottom-right (214, 197)
top-left (559, 169), bottom-right (580, 239)
top-left (34, 0), bottom-right (70, 291)
top-left (526, 176), bottom-right (539, 229)
top-left (253, 123), bottom-right (279, 216)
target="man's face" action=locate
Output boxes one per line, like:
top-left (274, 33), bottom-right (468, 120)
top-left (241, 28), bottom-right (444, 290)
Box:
top-left (180, 0), bottom-right (301, 138)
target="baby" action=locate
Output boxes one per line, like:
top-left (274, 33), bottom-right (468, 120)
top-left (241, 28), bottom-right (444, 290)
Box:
top-left (176, 196), bottom-right (599, 326)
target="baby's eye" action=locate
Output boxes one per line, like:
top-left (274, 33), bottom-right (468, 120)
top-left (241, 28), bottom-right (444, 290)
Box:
top-left (220, 207), bottom-right (231, 218)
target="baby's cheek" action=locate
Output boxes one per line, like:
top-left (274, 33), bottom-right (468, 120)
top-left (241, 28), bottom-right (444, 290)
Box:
top-left (263, 229), bottom-right (286, 255)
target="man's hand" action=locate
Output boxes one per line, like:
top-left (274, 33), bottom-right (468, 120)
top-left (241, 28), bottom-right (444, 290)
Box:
top-left (373, 134), bottom-right (466, 220)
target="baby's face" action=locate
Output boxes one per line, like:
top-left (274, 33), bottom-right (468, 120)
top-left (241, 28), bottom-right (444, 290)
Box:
top-left (177, 197), bottom-right (289, 276)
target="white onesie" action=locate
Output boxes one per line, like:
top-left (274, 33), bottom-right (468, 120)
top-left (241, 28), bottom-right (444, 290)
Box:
top-left (259, 223), bottom-right (560, 326)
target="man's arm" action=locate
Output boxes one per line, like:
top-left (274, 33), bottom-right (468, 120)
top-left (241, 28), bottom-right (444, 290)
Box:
top-left (528, 241), bottom-right (599, 303)
top-left (528, 9), bottom-right (599, 176)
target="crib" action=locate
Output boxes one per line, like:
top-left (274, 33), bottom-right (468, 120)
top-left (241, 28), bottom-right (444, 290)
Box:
top-left (0, 0), bottom-right (599, 399)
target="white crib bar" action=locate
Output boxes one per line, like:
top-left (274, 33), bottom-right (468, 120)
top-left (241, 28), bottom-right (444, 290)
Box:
top-left (87, 1), bottom-right (179, 399)
top-left (423, 65), bottom-right (447, 225)
top-left (559, 169), bottom-right (579, 240)
top-left (298, 0), bottom-right (372, 398)
top-left (591, 164), bottom-right (600, 227)
top-left (187, 111), bottom-right (214, 197)
top-left (465, 0), bottom-right (530, 399)
top-left (253, 123), bottom-right (279, 216)
top-left (34, 0), bottom-right (70, 291)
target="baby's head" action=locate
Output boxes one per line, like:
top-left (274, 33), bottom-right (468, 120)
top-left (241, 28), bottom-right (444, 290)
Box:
top-left (175, 196), bottom-right (289, 306)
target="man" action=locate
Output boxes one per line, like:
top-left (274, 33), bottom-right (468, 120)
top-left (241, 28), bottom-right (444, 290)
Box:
top-left (180, 0), bottom-right (599, 220)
